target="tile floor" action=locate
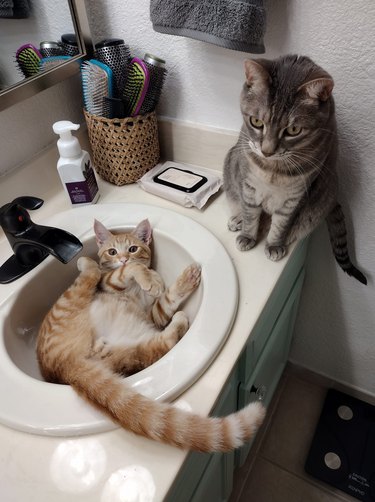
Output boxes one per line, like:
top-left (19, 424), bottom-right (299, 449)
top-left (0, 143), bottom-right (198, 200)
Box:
top-left (230, 364), bottom-right (371, 502)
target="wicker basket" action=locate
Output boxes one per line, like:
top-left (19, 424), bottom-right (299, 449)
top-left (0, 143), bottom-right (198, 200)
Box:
top-left (84, 110), bottom-right (160, 186)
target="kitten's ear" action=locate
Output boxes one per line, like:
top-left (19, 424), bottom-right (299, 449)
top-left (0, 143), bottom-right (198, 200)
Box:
top-left (94, 219), bottom-right (113, 246)
top-left (133, 219), bottom-right (152, 245)
top-left (244, 59), bottom-right (271, 90)
top-left (298, 77), bottom-right (334, 102)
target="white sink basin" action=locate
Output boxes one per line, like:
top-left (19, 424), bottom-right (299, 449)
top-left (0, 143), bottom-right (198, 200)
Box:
top-left (0, 203), bottom-right (238, 436)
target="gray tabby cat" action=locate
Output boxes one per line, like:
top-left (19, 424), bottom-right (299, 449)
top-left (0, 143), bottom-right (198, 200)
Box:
top-left (224, 54), bottom-right (367, 285)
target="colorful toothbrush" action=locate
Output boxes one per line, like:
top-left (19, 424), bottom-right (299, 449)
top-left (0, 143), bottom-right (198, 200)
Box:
top-left (122, 57), bottom-right (150, 117)
top-left (81, 59), bottom-right (113, 116)
top-left (16, 44), bottom-right (42, 78)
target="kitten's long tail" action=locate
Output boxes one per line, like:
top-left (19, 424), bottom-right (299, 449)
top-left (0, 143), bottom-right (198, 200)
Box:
top-left (65, 359), bottom-right (265, 452)
top-left (326, 204), bottom-right (367, 285)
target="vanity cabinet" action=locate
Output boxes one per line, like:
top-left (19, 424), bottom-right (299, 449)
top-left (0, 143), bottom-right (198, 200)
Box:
top-left (165, 240), bottom-right (307, 502)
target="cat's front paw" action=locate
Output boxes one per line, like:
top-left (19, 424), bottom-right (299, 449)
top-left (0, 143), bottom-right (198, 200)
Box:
top-left (143, 270), bottom-right (165, 297)
top-left (236, 234), bottom-right (257, 251)
top-left (228, 215), bottom-right (242, 232)
top-left (77, 256), bottom-right (99, 272)
top-left (265, 245), bottom-right (287, 261)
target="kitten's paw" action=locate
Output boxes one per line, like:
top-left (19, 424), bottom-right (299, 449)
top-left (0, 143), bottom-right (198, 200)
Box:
top-left (265, 245), bottom-right (287, 261)
top-left (236, 234), bottom-right (257, 251)
top-left (143, 271), bottom-right (165, 297)
top-left (228, 215), bottom-right (242, 232)
top-left (166, 311), bottom-right (189, 345)
top-left (77, 256), bottom-right (99, 272)
top-left (176, 263), bottom-right (201, 296)
top-left (92, 338), bottom-right (111, 358)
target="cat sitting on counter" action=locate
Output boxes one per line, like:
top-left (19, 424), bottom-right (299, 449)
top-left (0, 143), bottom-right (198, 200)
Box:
top-left (224, 54), bottom-right (367, 285)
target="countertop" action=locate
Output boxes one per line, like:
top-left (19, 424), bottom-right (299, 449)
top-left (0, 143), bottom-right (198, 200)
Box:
top-left (0, 146), bottom-right (300, 502)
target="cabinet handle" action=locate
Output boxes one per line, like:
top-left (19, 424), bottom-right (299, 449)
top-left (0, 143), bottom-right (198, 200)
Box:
top-left (250, 384), bottom-right (267, 402)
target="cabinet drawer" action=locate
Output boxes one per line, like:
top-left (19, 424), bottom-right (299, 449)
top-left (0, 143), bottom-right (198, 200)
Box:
top-left (236, 268), bottom-right (305, 466)
top-left (239, 239), bottom-right (307, 379)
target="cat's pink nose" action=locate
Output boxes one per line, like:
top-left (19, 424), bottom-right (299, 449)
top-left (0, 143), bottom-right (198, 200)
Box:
top-left (120, 257), bottom-right (127, 264)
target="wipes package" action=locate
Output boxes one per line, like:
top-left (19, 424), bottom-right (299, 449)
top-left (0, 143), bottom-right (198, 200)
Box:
top-left (138, 161), bottom-right (222, 209)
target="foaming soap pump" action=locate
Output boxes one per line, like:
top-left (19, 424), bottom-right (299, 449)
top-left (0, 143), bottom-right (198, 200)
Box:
top-left (53, 121), bottom-right (100, 205)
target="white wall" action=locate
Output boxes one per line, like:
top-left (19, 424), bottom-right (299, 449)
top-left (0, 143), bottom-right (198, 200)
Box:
top-left (1, 0), bottom-right (374, 394)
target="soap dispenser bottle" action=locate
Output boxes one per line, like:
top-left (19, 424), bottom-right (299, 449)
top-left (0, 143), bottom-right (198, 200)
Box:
top-left (53, 120), bottom-right (100, 205)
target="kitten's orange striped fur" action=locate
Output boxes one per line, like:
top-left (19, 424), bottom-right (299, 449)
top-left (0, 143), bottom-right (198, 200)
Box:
top-left (37, 219), bottom-right (265, 452)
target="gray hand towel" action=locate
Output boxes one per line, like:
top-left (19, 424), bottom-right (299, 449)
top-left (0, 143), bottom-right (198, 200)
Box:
top-left (12, 0), bottom-right (30, 18)
top-left (150, 0), bottom-right (266, 54)
top-left (0, 0), bottom-right (13, 18)
top-left (0, 0), bottom-right (30, 18)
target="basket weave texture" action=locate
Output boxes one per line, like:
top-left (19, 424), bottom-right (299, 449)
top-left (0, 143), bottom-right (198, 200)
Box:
top-left (84, 110), bottom-right (160, 186)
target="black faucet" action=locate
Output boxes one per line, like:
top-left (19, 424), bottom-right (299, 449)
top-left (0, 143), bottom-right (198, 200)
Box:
top-left (0, 196), bottom-right (83, 284)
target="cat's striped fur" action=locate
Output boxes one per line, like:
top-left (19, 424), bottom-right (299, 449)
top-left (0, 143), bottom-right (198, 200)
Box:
top-left (37, 219), bottom-right (265, 452)
top-left (224, 54), bottom-right (367, 284)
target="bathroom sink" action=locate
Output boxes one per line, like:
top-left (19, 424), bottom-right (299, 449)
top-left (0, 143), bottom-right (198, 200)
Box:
top-left (0, 203), bottom-right (238, 436)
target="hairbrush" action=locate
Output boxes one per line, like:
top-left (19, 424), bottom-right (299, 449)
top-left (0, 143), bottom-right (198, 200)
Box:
top-left (60, 33), bottom-right (79, 57)
top-left (94, 38), bottom-right (131, 97)
top-left (40, 41), bottom-right (63, 58)
top-left (139, 53), bottom-right (167, 114)
top-left (15, 44), bottom-right (42, 78)
top-left (102, 96), bottom-right (126, 119)
top-left (40, 56), bottom-right (71, 72)
top-left (81, 59), bottom-right (113, 116)
top-left (122, 58), bottom-right (150, 117)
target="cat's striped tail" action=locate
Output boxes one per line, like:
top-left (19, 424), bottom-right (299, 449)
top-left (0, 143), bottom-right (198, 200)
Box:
top-left (326, 204), bottom-right (367, 285)
top-left (65, 359), bottom-right (265, 452)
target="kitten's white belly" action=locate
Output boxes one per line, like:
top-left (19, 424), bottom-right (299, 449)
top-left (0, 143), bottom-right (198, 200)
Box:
top-left (90, 297), bottom-right (155, 346)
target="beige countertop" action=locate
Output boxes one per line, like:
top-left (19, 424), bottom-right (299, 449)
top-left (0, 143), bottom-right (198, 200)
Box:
top-left (0, 145), bottom-right (299, 502)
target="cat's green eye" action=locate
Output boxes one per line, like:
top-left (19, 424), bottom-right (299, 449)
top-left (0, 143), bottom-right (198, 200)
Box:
top-left (108, 248), bottom-right (117, 256)
top-left (285, 125), bottom-right (302, 136)
top-left (250, 116), bottom-right (264, 129)
top-left (128, 246), bottom-right (138, 253)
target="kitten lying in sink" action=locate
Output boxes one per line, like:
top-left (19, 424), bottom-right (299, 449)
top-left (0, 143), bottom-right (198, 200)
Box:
top-left (37, 218), bottom-right (265, 452)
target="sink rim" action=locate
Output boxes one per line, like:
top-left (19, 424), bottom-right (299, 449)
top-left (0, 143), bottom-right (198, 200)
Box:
top-left (0, 202), bottom-right (238, 436)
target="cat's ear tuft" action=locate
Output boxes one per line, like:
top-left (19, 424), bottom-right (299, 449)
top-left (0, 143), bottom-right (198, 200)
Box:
top-left (298, 77), bottom-right (334, 102)
top-left (134, 219), bottom-right (152, 245)
top-left (244, 59), bottom-right (271, 89)
top-left (94, 219), bottom-right (113, 246)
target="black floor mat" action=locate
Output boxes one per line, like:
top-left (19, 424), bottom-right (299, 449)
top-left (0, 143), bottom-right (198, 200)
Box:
top-left (305, 389), bottom-right (375, 501)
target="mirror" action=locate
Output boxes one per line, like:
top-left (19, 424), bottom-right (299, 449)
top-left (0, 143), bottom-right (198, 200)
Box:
top-left (0, 0), bottom-right (92, 112)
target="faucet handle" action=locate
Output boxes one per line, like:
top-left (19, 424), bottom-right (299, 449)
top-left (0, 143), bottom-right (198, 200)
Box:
top-left (13, 196), bottom-right (44, 210)
top-left (0, 196), bottom-right (44, 216)
top-left (0, 197), bottom-right (44, 235)
top-left (4, 196), bottom-right (43, 211)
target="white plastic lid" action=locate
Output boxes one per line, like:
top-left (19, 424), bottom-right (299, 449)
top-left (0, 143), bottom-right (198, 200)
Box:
top-left (52, 120), bottom-right (81, 158)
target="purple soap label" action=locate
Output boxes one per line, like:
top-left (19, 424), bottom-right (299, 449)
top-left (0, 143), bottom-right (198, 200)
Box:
top-left (66, 161), bottom-right (99, 204)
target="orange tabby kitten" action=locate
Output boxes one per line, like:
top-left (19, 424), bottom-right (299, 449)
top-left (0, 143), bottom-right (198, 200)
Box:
top-left (37, 219), bottom-right (265, 452)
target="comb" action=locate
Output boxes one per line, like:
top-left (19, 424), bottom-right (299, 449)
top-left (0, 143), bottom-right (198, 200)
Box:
top-left (122, 58), bottom-right (150, 117)
top-left (15, 44), bottom-right (42, 78)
